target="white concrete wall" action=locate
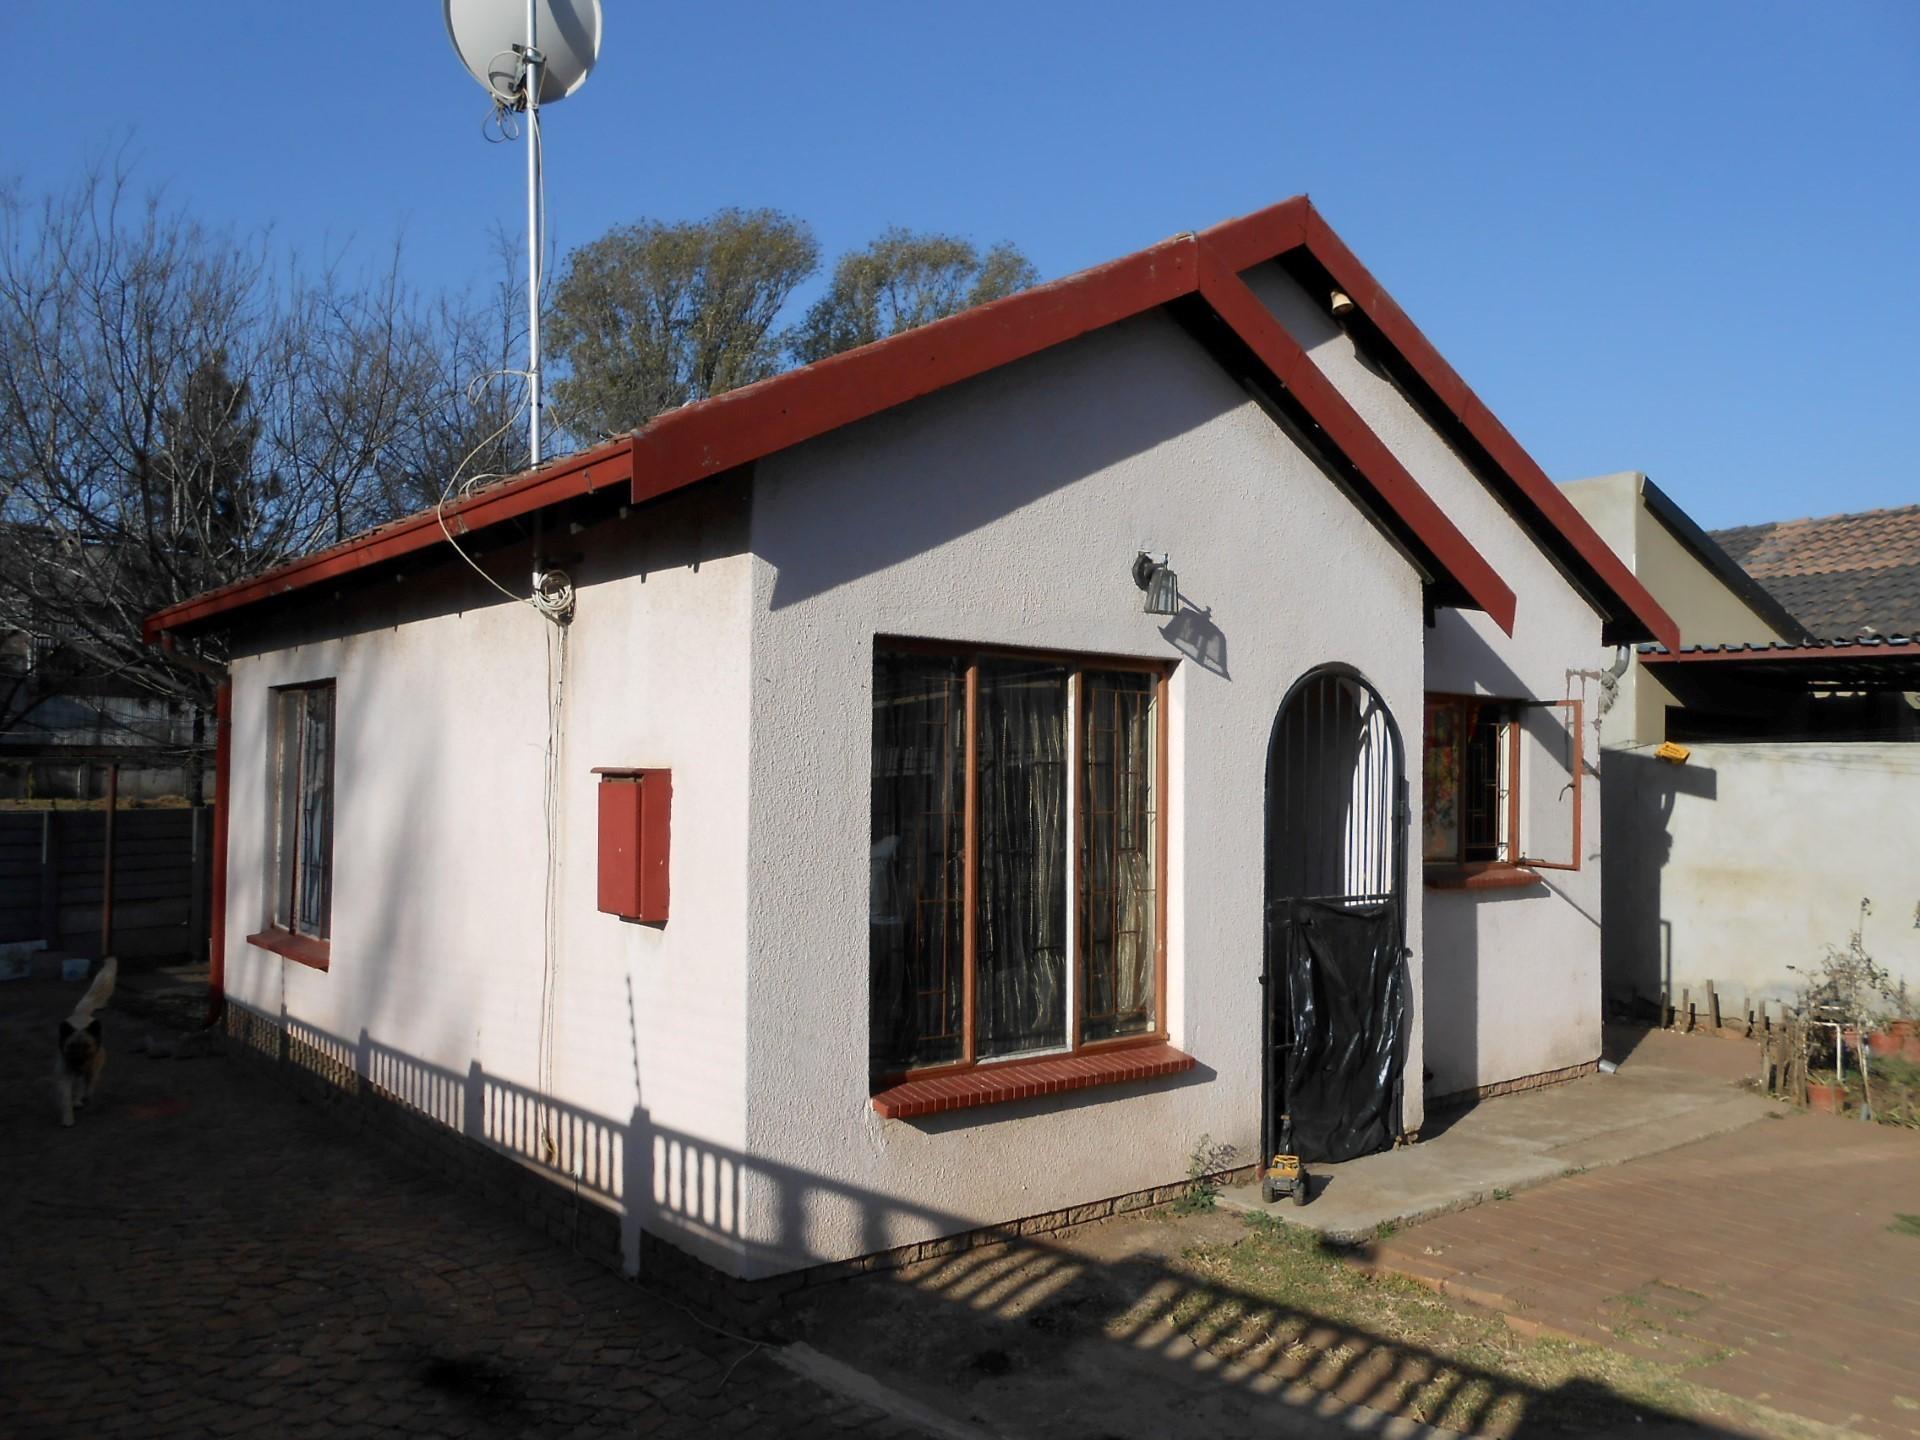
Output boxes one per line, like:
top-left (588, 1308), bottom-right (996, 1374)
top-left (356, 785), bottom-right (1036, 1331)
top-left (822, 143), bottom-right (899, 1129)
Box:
top-left (1606, 741), bottom-right (1920, 1007)
top-left (1243, 265), bottom-right (1610, 1100)
top-left (220, 485), bottom-right (757, 1274)
top-left (1563, 470), bottom-right (1792, 749)
top-left (740, 310), bottom-right (1426, 1275)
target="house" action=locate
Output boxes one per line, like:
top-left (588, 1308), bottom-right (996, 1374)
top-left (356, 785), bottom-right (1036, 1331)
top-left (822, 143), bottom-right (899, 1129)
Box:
top-left (146, 198), bottom-right (1674, 1284)
top-left (1563, 474), bottom-right (1920, 1015)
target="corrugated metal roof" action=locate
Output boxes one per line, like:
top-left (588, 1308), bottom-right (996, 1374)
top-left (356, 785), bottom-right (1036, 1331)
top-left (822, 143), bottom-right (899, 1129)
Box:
top-left (1638, 635), bottom-right (1920, 689)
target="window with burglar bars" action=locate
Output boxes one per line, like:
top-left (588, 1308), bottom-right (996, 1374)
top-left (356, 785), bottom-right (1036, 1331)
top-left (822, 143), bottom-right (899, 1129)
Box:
top-left (1421, 692), bottom-right (1583, 874)
top-left (869, 644), bottom-right (1167, 1080)
top-left (271, 682), bottom-right (336, 941)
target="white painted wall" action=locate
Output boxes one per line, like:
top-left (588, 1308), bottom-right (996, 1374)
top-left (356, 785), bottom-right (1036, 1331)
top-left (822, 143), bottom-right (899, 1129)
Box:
top-left (740, 311), bottom-right (1426, 1276)
top-left (1606, 742), bottom-right (1920, 1007)
top-left (1242, 265), bottom-right (1611, 1100)
top-left (219, 268), bottom-right (1626, 1281)
top-left (220, 484), bottom-right (758, 1275)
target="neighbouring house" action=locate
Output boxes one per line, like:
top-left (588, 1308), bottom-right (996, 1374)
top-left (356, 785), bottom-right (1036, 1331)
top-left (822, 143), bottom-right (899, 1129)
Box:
top-left (1563, 474), bottom-right (1920, 1016)
top-left (2, 618), bottom-right (208, 804)
top-left (1713, 503), bottom-right (1920, 642)
top-left (146, 198), bottom-right (1675, 1284)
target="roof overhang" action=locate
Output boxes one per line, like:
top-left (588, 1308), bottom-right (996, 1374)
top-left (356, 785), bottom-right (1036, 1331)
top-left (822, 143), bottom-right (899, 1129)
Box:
top-left (1641, 638), bottom-right (1920, 690)
top-left (149, 198), bottom-right (1677, 648)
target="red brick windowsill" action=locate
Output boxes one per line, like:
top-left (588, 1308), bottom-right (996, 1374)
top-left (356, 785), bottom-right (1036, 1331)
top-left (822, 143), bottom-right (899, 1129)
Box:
top-left (1424, 863), bottom-right (1544, 892)
top-left (871, 1043), bottom-right (1197, 1121)
top-left (247, 927), bottom-right (331, 971)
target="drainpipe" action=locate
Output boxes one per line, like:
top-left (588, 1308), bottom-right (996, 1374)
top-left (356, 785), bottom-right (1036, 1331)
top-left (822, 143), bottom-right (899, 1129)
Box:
top-left (207, 679), bottom-right (232, 1027)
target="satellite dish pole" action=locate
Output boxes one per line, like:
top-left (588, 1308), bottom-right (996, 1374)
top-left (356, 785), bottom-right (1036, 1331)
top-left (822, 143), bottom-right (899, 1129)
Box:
top-left (444, 0), bottom-right (603, 474)
top-left (523, 0), bottom-right (544, 467)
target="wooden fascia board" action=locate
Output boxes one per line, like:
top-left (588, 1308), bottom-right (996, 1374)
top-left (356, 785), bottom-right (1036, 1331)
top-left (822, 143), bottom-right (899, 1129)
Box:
top-left (628, 236), bottom-right (1203, 502)
top-left (1293, 205), bottom-right (1681, 651)
top-left (142, 439), bottom-right (637, 641)
top-left (1194, 242), bottom-right (1518, 634)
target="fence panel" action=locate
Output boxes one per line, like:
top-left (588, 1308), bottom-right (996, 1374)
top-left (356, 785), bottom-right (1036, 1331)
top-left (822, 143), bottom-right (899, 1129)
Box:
top-left (0, 808), bottom-right (209, 959)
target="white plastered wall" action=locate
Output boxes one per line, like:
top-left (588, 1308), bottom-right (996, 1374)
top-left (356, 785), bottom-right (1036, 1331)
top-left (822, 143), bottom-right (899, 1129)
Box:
top-left (220, 486), bottom-right (756, 1275)
top-left (1242, 265), bottom-right (1610, 1100)
top-left (1608, 742), bottom-right (1920, 1005)
top-left (738, 311), bottom-right (1426, 1276)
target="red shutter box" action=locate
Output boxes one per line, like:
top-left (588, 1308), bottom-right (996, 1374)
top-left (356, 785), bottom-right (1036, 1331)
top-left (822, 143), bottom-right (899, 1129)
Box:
top-left (593, 768), bottom-right (670, 923)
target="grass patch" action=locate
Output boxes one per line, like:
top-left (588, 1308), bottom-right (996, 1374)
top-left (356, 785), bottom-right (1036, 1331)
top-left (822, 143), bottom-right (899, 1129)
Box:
top-left (1890, 1213), bottom-right (1920, 1239)
top-left (1133, 1214), bottom-right (1832, 1438)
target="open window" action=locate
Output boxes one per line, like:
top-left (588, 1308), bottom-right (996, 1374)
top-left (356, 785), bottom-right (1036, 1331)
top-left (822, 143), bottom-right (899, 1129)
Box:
top-left (1515, 698), bottom-right (1582, 871)
top-left (1422, 694), bottom-right (1582, 888)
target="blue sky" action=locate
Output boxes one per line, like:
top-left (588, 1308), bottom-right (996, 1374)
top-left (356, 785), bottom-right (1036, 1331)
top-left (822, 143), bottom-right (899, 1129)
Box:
top-left (14, 2), bottom-right (1918, 529)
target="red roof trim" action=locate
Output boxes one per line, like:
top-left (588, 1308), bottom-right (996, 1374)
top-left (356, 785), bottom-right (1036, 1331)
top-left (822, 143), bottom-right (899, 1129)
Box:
top-left (141, 438), bottom-right (636, 643)
top-left (144, 197), bottom-right (1651, 645)
top-left (1193, 243), bottom-right (1516, 633)
top-left (1282, 208), bottom-right (1680, 651)
top-left (633, 237), bottom-right (1202, 501)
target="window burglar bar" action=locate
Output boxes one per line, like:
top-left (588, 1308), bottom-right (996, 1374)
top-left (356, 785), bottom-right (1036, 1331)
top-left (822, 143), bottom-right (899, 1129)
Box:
top-left (870, 643), bottom-right (1168, 1081)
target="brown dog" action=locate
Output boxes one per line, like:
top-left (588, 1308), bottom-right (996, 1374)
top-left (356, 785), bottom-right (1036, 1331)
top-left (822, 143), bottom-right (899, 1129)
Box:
top-left (55, 957), bottom-right (116, 1127)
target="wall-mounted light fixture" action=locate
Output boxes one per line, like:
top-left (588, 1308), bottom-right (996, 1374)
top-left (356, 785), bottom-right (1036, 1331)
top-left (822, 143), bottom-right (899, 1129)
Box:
top-left (1133, 552), bottom-right (1180, 616)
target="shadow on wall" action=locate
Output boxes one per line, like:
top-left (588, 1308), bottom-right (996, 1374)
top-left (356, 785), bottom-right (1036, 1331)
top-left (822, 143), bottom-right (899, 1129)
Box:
top-left (753, 315), bottom-right (1266, 616)
top-left (1161, 598), bottom-right (1230, 679)
top-left (257, 1011), bottom-right (1750, 1439)
top-left (1600, 749), bottom-right (1718, 1014)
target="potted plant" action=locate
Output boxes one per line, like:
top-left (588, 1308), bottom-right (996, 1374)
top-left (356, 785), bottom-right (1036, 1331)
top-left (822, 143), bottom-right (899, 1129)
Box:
top-left (1806, 1077), bottom-right (1846, 1115)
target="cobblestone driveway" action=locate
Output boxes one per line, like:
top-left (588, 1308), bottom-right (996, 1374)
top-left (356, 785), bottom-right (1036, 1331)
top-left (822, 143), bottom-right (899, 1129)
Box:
top-left (0, 978), bottom-right (923, 1439)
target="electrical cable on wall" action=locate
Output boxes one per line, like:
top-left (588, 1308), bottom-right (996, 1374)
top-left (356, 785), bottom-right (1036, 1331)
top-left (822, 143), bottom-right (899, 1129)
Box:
top-left (442, 2), bottom-right (605, 1175)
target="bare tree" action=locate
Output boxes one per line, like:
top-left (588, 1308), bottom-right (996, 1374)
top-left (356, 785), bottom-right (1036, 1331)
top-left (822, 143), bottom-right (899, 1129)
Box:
top-left (0, 165), bottom-right (502, 766)
top-left (546, 208), bottom-right (820, 438)
top-left (788, 228), bottom-right (1039, 366)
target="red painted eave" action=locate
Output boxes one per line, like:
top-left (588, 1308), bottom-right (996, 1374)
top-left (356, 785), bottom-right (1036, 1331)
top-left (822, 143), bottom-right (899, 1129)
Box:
top-left (1288, 205), bottom-right (1681, 652)
top-left (143, 438), bottom-right (636, 642)
top-left (630, 234), bottom-right (1204, 499)
top-left (144, 194), bottom-right (1652, 650)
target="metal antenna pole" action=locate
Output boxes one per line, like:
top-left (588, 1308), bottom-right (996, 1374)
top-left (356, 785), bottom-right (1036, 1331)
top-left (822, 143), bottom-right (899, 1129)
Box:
top-left (525, 0), bottom-right (544, 469)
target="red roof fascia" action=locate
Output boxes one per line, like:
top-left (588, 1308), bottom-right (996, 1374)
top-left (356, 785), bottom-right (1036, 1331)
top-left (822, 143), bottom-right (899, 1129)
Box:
top-left (144, 195), bottom-right (1626, 645)
top-left (1194, 243), bottom-right (1517, 633)
top-left (631, 236), bottom-right (1203, 500)
top-left (1279, 206), bottom-right (1681, 651)
top-left (140, 438), bottom-right (636, 643)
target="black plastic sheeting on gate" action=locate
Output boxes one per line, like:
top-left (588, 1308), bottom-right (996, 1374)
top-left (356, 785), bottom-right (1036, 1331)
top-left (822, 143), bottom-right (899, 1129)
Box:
top-left (1272, 897), bottom-right (1410, 1164)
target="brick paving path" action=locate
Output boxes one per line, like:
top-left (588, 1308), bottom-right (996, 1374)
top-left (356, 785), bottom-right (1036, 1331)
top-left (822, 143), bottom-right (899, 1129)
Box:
top-left (1368, 1087), bottom-right (1920, 1440)
top-left (0, 978), bottom-right (926, 1439)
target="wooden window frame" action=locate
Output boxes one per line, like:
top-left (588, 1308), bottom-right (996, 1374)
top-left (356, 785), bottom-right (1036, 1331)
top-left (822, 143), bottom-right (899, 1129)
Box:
top-left (250, 679), bottom-right (336, 971)
top-left (1421, 691), bottom-right (1582, 889)
top-left (871, 640), bottom-right (1172, 1089)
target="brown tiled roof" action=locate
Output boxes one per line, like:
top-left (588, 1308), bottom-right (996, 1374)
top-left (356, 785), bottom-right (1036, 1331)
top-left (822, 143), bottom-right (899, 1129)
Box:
top-left (1711, 504), bottom-right (1920, 640)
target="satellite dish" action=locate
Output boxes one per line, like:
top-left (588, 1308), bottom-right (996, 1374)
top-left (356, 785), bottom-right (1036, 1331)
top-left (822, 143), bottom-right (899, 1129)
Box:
top-left (444, 0), bottom-right (603, 106)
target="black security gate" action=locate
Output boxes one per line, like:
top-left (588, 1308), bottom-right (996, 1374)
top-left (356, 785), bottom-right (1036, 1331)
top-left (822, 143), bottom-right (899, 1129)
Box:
top-left (1262, 667), bottom-right (1410, 1167)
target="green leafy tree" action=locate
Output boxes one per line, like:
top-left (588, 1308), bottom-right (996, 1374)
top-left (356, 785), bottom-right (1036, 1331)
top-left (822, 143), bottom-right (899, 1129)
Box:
top-left (547, 208), bottom-right (820, 437)
top-left (788, 228), bottom-right (1040, 366)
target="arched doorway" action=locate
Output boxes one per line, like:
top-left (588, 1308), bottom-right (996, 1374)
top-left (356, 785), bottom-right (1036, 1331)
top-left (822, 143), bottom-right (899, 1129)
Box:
top-left (1262, 666), bottom-right (1410, 1170)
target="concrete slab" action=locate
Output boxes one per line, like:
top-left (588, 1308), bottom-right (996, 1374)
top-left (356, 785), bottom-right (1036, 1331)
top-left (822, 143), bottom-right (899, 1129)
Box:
top-left (1218, 1027), bottom-right (1775, 1242)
